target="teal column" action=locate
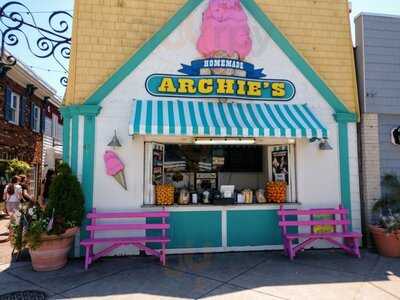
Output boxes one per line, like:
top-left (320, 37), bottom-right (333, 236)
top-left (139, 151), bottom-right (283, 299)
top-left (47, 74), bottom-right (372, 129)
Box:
top-left (335, 112), bottom-right (357, 226)
top-left (82, 114), bottom-right (96, 213)
top-left (70, 114), bottom-right (80, 175)
top-left (62, 115), bottom-right (71, 163)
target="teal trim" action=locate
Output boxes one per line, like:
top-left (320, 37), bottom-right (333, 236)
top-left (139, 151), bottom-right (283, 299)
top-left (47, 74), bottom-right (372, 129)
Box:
top-left (227, 210), bottom-right (297, 246)
top-left (335, 113), bottom-right (355, 228)
top-left (241, 0), bottom-right (351, 114)
top-left (246, 104), bottom-right (264, 136)
top-left (334, 112), bottom-right (357, 123)
top-left (80, 114), bottom-right (98, 252)
top-left (177, 101), bottom-right (187, 135)
top-left (208, 102), bottom-right (221, 136)
top-left (147, 211), bottom-right (222, 249)
top-left (237, 104), bottom-right (254, 136)
top-left (84, 0), bottom-right (203, 106)
top-left (255, 104), bottom-right (274, 136)
top-left (61, 105), bottom-right (102, 116)
top-left (145, 101), bottom-right (153, 134)
top-left (274, 105), bottom-right (296, 137)
top-left (188, 101), bottom-right (198, 135)
top-left (265, 105), bottom-right (285, 136)
top-left (167, 101), bottom-right (175, 135)
top-left (62, 116), bottom-right (71, 163)
top-left (227, 104), bottom-right (243, 136)
top-left (217, 103), bottom-right (232, 136)
top-left (157, 101), bottom-right (163, 135)
top-left (70, 115), bottom-right (79, 175)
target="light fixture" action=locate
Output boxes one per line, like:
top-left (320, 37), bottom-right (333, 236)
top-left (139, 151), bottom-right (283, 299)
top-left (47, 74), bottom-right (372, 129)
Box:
top-left (319, 139), bottom-right (333, 151)
top-left (194, 138), bottom-right (256, 145)
top-left (309, 137), bottom-right (333, 151)
top-left (107, 130), bottom-right (122, 148)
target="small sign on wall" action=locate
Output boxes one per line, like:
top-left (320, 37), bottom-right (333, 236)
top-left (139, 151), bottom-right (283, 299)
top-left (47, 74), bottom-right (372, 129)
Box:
top-left (391, 127), bottom-right (400, 145)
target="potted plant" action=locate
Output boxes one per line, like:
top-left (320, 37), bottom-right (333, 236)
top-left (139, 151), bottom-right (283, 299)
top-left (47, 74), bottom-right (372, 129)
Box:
top-left (11, 163), bottom-right (85, 271)
top-left (369, 174), bottom-right (400, 257)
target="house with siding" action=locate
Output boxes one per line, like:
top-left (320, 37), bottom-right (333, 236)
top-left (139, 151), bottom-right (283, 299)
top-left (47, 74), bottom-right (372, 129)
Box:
top-left (355, 13), bottom-right (400, 226)
top-left (0, 52), bottom-right (63, 198)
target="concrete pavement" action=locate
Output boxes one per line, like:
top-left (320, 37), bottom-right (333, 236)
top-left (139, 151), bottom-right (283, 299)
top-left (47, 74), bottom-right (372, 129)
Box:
top-left (0, 218), bottom-right (399, 300)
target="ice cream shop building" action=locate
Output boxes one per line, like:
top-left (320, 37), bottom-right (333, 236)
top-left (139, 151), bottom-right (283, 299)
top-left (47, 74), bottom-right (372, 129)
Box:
top-left (62, 0), bottom-right (361, 255)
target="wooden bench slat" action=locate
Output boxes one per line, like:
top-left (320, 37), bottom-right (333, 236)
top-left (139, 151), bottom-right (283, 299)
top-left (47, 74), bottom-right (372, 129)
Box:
top-left (86, 223), bottom-right (170, 231)
top-left (81, 209), bottom-right (170, 270)
top-left (81, 236), bottom-right (170, 246)
top-left (278, 205), bottom-right (362, 260)
top-left (279, 220), bottom-right (350, 226)
top-left (277, 208), bottom-right (348, 216)
top-left (285, 232), bottom-right (362, 240)
top-left (87, 211), bottom-right (169, 219)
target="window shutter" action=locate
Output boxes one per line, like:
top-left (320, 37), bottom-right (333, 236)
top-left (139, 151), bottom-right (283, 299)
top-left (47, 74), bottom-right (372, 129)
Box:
top-left (19, 96), bottom-right (26, 126)
top-left (4, 86), bottom-right (12, 121)
top-left (30, 103), bottom-right (35, 129)
top-left (40, 107), bottom-right (45, 133)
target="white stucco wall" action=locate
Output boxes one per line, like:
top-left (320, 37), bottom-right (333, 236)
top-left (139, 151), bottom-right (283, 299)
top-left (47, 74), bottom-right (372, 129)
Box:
top-left (72, 2), bottom-right (362, 252)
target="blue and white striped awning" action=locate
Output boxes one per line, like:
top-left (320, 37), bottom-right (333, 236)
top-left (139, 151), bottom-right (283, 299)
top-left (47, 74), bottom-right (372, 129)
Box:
top-left (129, 100), bottom-right (328, 138)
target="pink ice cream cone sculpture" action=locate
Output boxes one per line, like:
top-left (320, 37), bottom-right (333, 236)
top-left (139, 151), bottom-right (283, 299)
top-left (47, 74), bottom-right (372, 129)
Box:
top-left (197, 0), bottom-right (252, 60)
top-left (104, 150), bottom-right (127, 190)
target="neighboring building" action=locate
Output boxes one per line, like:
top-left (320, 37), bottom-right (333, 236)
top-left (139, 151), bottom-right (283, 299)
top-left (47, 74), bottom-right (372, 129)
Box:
top-left (64, 0), bottom-right (360, 256)
top-left (0, 53), bottom-right (63, 197)
top-left (355, 13), bottom-right (400, 227)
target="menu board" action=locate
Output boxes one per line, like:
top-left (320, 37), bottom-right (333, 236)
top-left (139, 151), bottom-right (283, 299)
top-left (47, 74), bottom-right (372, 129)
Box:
top-left (152, 144), bottom-right (164, 185)
top-left (271, 148), bottom-right (289, 184)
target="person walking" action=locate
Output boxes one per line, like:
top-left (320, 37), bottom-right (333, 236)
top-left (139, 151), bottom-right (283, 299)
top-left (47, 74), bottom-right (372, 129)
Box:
top-left (39, 169), bottom-right (55, 208)
top-left (3, 176), bottom-right (22, 215)
top-left (19, 175), bottom-right (33, 204)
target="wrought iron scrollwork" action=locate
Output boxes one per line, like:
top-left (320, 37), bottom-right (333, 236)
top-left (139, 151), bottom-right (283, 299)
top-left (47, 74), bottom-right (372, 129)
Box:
top-left (0, 1), bottom-right (72, 87)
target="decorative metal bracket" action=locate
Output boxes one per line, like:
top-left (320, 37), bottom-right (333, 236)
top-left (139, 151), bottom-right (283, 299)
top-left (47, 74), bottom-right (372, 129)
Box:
top-left (0, 1), bottom-right (72, 87)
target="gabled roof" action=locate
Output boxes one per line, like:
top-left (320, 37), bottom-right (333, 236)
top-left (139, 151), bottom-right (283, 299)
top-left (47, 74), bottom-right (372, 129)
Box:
top-left (65, 0), bottom-right (358, 114)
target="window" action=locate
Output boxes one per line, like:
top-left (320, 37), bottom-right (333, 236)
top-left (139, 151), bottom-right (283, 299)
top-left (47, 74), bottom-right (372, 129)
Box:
top-left (52, 114), bottom-right (59, 139)
top-left (32, 104), bottom-right (41, 133)
top-left (44, 117), bottom-right (52, 136)
top-left (9, 92), bottom-right (20, 125)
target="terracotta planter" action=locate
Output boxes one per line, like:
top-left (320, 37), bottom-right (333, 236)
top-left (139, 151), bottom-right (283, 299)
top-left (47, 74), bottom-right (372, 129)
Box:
top-left (369, 225), bottom-right (400, 257)
top-left (29, 227), bottom-right (78, 272)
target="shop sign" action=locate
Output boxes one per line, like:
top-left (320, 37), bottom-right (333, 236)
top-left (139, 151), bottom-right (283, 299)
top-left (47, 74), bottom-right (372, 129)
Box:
top-left (145, 59), bottom-right (296, 102)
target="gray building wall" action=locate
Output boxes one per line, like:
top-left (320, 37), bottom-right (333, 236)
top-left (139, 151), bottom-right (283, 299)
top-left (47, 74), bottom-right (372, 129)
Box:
top-left (379, 114), bottom-right (400, 177)
top-left (355, 13), bottom-right (400, 230)
top-left (356, 14), bottom-right (400, 114)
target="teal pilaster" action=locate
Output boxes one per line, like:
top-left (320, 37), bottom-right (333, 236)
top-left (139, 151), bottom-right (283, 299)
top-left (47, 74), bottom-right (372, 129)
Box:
top-left (82, 114), bottom-right (97, 213)
top-left (335, 112), bottom-right (357, 226)
top-left (61, 113), bottom-right (71, 163)
top-left (70, 115), bottom-right (79, 175)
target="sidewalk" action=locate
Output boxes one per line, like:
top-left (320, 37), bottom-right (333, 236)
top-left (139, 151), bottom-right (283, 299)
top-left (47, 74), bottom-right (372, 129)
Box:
top-left (0, 221), bottom-right (399, 299)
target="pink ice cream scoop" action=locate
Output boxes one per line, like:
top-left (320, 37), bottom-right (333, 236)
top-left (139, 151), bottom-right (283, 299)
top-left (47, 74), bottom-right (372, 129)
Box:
top-left (197, 0), bottom-right (252, 59)
top-left (104, 150), bottom-right (127, 190)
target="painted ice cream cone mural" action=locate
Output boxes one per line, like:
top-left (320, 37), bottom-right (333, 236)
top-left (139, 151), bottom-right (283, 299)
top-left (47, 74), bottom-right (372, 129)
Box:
top-left (197, 0), bottom-right (252, 76)
top-left (104, 150), bottom-right (127, 190)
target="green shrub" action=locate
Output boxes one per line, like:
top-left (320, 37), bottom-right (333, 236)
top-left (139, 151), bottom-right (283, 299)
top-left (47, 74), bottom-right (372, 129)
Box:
top-left (47, 163), bottom-right (85, 233)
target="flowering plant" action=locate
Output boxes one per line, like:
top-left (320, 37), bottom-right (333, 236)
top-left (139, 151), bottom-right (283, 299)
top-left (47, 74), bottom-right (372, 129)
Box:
top-left (10, 163), bottom-right (84, 251)
top-left (10, 204), bottom-right (76, 251)
top-left (373, 174), bottom-right (400, 235)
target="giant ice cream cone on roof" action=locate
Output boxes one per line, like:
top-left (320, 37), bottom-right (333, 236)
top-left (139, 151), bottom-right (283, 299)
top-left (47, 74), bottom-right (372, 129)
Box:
top-left (104, 150), bottom-right (127, 190)
top-left (197, 0), bottom-right (252, 76)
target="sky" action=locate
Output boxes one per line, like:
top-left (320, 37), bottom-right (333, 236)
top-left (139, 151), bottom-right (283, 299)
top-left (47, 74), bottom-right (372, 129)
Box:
top-left (1, 0), bottom-right (400, 98)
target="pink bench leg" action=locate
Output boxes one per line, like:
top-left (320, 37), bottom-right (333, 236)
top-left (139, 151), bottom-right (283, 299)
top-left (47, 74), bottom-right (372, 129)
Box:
top-left (161, 243), bottom-right (166, 266)
top-left (84, 246), bottom-right (90, 270)
top-left (288, 240), bottom-right (295, 260)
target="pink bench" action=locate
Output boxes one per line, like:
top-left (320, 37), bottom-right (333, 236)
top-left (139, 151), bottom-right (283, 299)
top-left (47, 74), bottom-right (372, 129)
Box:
top-left (278, 205), bottom-right (362, 260)
top-left (80, 208), bottom-right (170, 270)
